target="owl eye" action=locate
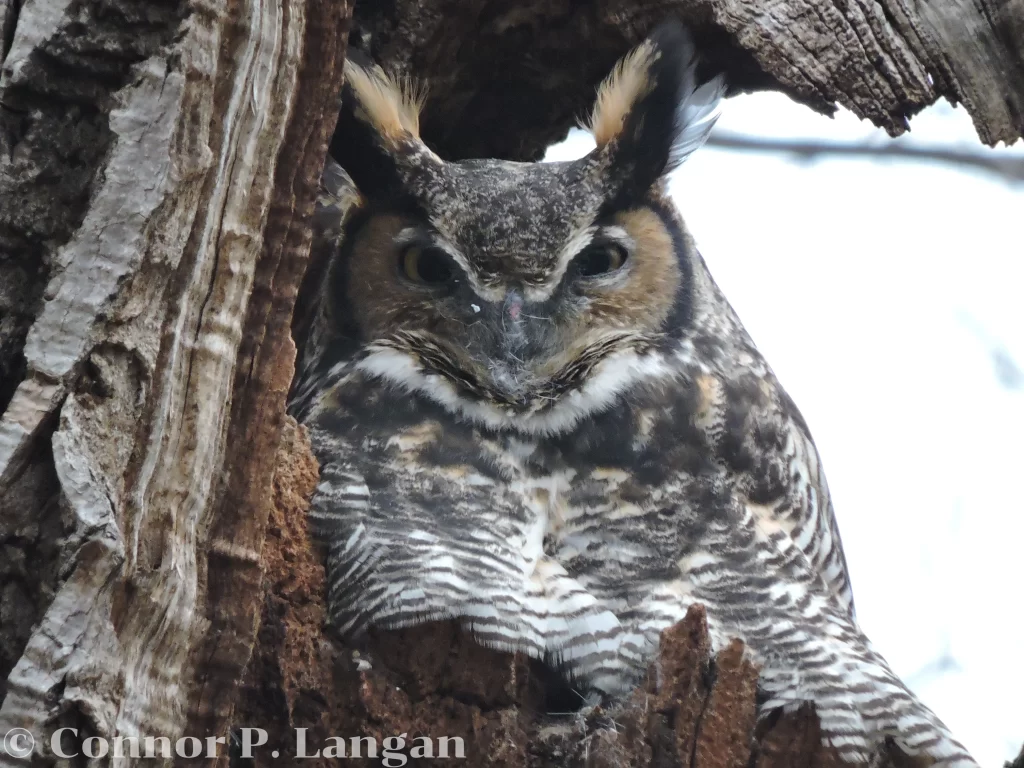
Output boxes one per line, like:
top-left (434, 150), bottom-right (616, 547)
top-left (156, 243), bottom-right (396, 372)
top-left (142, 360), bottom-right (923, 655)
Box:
top-left (574, 243), bottom-right (629, 278)
top-left (400, 244), bottom-right (454, 285)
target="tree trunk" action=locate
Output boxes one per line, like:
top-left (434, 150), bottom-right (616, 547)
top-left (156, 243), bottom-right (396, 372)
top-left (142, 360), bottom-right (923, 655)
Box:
top-left (0, 0), bottom-right (351, 762)
top-left (0, 0), bottom-right (1019, 766)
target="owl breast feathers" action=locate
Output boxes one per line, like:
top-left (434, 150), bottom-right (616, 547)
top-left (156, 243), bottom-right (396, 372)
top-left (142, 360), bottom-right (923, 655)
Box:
top-left (290, 20), bottom-right (977, 767)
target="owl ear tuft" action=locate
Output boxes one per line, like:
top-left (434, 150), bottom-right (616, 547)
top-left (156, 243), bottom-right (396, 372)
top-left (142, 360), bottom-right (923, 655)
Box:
top-left (342, 57), bottom-right (425, 143)
top-left (587, 21), bottom-right (725, 195)
top-left (329, 54), bottom-right (432, 201)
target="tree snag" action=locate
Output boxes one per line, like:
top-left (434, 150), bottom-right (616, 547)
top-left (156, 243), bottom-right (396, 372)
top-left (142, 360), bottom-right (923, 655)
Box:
top-left (1, 0), bottom-right (1020, 766)
top-left (0, 0), bottom-right (351, 763)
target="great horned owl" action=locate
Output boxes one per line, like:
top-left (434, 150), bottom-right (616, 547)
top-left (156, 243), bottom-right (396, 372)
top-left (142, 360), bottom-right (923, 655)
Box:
top-left (291, 21), bottom-right (977, 767)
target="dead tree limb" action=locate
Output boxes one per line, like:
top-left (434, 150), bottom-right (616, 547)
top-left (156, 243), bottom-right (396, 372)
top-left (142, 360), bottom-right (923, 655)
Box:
top-left (349, 0), bottom-right (1023, 161)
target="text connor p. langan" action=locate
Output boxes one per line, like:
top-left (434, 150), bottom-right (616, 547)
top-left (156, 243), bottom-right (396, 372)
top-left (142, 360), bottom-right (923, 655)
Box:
top-left (43, 727), bottom-right (466, 766)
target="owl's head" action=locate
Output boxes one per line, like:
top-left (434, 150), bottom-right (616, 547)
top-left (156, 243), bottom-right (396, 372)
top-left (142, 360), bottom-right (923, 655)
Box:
top-left (324, 21), bottom-right (725, 434)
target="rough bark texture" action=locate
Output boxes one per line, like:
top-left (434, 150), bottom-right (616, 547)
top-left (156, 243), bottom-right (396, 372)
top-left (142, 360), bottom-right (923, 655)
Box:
top-left (351, 0), bottom-right (1023, 161)
top-left (1, 0), bottom-right (1021, 766)
top-left (0, 0), bottom-right (350, 763)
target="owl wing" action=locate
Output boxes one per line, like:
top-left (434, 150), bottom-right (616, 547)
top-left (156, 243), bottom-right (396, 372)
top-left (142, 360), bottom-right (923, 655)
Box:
top-left (766, 386), bottom-right (855, 618)
top-left (699, 369), bottom-right (856, 619)
top-left (655, 412), bottom-right (976, 765)
top-left (659, 462), bottom-right (976, 766)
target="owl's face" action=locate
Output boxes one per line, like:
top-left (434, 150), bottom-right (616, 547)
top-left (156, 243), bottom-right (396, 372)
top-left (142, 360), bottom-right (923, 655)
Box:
top-left (326, 24), bottom-right (724, 432)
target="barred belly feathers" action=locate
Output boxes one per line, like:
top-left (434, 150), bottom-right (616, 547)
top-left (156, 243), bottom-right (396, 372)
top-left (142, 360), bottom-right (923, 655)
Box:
top-left (290, 21), bottom-right (978, 766)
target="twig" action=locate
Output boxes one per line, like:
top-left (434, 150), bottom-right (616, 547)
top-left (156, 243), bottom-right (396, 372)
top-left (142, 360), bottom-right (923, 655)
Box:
top-left (706, 131), bottom-right (1024, 184)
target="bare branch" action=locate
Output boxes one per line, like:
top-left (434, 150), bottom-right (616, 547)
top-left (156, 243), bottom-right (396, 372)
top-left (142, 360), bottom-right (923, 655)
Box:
top-left (706, 131), bottom-right (1024, 184)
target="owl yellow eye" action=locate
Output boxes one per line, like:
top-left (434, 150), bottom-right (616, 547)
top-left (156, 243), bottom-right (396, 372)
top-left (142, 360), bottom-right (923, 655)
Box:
top-left (400, 244), bottom-right (454, 285)
top-left (574, 243), bottom-right (628, 277)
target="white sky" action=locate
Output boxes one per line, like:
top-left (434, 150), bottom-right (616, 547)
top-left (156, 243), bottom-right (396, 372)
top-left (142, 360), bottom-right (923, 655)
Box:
top-left (548, 94), bottom-right (1024, 767)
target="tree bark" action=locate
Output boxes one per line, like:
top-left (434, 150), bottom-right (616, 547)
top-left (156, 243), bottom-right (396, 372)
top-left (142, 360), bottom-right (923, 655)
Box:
top-left (0, 0), bottom-right (1020, 766)
top-left (0, 0), bottom-right (350, 763)
top-left (350, 0), bottom-right (1023, 161)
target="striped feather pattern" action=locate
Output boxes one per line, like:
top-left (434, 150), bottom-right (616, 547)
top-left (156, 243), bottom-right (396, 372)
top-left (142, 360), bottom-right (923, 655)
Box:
top-left (299, 333), bottom-right (977, 765)
top-left (293, 25), bottom-right (977, 764)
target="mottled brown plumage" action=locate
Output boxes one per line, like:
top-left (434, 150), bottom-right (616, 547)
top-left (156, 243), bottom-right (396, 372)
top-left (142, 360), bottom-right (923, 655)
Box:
top-left (291, 21), bottom-right (977, 767)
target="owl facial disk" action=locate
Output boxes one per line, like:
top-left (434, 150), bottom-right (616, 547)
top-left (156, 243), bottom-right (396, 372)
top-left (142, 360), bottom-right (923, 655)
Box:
top-left (343, 205), bottom-right (685, 417)
top-left (328, 20), bottom-right (725, 430)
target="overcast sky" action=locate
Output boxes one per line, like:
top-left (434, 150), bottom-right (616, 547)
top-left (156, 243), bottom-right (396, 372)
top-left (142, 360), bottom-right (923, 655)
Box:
top-left (548, 94), bottom-right (1024, 767)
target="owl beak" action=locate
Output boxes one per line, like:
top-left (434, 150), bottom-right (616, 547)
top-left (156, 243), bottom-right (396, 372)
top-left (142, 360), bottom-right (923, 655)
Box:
top-left (498, 290), bottom-right (528, 354)
top-left (503, 291), bottom-right (523, 321)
